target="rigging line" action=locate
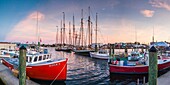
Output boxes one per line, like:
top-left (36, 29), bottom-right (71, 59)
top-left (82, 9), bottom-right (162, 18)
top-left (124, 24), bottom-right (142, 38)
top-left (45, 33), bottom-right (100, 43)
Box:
top-left (98, 28), bottom-right (106, 44)
top-left (50, 61), bottom-right (67, 85)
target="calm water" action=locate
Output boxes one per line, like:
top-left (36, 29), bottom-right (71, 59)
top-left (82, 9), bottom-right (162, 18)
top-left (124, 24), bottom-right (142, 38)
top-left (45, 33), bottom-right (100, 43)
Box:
top-left (33, 48), bottom-right (150, 85)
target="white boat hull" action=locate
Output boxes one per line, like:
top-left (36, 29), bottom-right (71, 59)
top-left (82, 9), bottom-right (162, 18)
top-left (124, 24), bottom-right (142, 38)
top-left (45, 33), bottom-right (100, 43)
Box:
top-left (90, 52), bottom-right (110, 60)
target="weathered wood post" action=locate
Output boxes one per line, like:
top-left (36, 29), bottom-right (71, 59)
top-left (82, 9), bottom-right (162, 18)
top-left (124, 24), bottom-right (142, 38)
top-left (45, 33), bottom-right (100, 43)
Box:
top-left (19, 45), bottom-right (27, 85)
top-left (149, 46), bottom-right (158, 85)
top-left (109, 44), bottom-right (112, 56)
top-left (108, 44), bottom-right (112, 64)
top-left (112, 44), bottom-right (114, 55)
top-left (125, 46), bottom-right (128, 57)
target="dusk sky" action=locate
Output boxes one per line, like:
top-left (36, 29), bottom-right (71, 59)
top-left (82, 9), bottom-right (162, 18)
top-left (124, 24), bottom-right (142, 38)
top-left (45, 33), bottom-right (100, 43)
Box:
top-left (1, 0), bottom-right (170, 44)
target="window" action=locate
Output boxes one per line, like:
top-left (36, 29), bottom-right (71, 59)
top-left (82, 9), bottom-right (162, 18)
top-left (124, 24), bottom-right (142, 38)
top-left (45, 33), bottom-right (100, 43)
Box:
top-left (43, 55), bottom-right (46, 60)
top-left (34, 56), bottom-right (38, 62)
top-left (26, 57), bottom-right (28, 62)
top-left (30, 57), bottom-right (32, 62)
top-left (47, 55), bottom-right (49, 59)
top-left (39, 56), bottom-right (42, 61)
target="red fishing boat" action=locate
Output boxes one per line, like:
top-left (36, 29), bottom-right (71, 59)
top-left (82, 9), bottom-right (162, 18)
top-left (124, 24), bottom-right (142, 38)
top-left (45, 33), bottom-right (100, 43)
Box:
top-left (109, 53), bottom-right (170, 74)
top-left (1, 52), bottom-right (68, 81)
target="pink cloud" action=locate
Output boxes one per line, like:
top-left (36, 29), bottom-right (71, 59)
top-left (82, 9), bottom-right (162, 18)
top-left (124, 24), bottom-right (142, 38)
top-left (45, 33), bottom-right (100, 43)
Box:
top-left (28, 11), bottom-right (45, 21)
top-left (140, 9), bottom-right (155, 17)
top-left (5, 12), bottom-right (56, 44)
top-left (149, 0), bottom-right (170, 11)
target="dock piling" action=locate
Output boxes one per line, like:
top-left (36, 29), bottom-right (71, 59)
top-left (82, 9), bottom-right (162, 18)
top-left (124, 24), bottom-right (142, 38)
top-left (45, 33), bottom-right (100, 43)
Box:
top-left (149, 46), bottom-right (158, 85)
top-left (137, 78), bottom-right (139, 85)
top-left (19, 45), bottom-right (27, 85)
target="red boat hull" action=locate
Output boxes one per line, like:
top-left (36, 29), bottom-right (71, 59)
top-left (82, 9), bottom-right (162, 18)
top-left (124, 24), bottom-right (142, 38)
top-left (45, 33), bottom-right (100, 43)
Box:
top-left (109, 61), bottom-right (170, 74)
top-left (2, 58), bottom-right (68, 81)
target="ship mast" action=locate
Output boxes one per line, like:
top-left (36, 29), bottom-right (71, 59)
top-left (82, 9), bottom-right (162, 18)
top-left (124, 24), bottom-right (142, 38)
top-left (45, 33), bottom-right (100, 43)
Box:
top-left (95, 13), bottom-right (98, 52)
top-left (88, 6), bottom-right (91, 46)
top-left (152, 26), bottom-right (154, 43)
top-left (63, 12), bottom-right (65, 45)
top-left (81, 9), bottom-right (84, 46)
top-left (60, 20), bottom-right (63, 45)
top-left (69, 22), bottom-right (71, 45)
top-left (56, 26), bottom-right (58, 46)
top-left (73, 14), bottom-right (75, 46)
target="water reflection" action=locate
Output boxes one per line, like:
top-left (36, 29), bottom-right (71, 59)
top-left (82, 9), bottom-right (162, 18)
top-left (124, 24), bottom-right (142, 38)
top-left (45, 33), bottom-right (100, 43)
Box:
top-left (110, 74), bottom-right (148, 85)
top-left (31, 47), bottom-right (169, 85)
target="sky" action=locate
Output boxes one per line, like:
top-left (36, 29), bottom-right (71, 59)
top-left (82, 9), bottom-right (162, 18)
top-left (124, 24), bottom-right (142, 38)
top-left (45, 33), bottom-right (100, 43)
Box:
top-left (1, 0), bottom-right (170, 44)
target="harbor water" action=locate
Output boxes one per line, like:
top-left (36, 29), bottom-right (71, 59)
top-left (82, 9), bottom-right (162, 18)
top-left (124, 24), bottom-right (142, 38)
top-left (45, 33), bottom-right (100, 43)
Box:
top-left (31, 48), bottom-right (154, 85)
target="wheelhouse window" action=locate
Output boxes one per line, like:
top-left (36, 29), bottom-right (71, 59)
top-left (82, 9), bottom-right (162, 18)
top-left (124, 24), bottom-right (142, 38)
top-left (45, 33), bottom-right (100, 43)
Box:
top-left (47, 55), bottom-right (49, 59)
top-left (29, 57), bottom-right (32, 63)
top-left (27, 57), bottom-right (32, 63)
top-left (26, 56), bottom-right (28, 62)
top-left (34, 56), bottom-right (38, 62)
top-left (43, 55), bottom-right (46, 60)
top-left (39, 56), bottom-right (42, 61)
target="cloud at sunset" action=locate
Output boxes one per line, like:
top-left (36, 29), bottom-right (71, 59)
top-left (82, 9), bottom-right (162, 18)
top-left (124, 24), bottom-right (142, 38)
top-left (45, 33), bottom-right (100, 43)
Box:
top-left (140, 9), bottom-right (155, 17)
top-left (5, 11), bottom-right (56, 44)
top-left (149, 0), bottom-right (170, 11)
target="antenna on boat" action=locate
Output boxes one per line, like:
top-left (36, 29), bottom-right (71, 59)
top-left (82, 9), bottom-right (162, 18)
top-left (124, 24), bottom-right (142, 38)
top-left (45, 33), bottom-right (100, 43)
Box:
top-left (152, 26), bottom-right (154, 43)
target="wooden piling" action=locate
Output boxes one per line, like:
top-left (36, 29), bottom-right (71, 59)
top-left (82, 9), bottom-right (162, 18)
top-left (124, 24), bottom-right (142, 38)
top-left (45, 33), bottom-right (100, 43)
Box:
top-left (137, 78), bottom-right (139, 85)
top-left (19, 45), bottom-right (27, 85)
top-left (112, 44), bottom-right (114, 55)
top-left (109, 44), bottom-right (112, 56)
top-left (149, 46), bottom-right (158, 85)
top-left (143, 76), bottom-right (145, 85)
top-left (108, 44), bottom-right (112, 64)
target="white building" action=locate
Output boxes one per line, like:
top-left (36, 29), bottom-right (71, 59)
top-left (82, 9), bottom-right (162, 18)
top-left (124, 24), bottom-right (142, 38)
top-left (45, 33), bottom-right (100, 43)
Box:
top-left (0, 42), bottom-right (17, 50)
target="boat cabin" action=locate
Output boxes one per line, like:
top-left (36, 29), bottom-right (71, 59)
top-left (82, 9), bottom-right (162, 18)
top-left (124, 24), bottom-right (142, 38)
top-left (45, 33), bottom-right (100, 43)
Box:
top-left (26, 53), bottom-right (52, 65)
top-left (98, 50), bottom-right (108, 54)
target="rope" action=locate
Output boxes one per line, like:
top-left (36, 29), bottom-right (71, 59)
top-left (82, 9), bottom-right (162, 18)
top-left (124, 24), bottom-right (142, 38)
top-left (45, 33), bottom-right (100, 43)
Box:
top-left (50, 61), bottom-right (67, 85)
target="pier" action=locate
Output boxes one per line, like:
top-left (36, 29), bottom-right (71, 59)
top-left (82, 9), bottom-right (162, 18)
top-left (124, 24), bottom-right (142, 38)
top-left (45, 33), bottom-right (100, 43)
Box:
top-left (158, 71), bottom-right (170, 85)
top-left (0, 62), bottom-right (39, 85)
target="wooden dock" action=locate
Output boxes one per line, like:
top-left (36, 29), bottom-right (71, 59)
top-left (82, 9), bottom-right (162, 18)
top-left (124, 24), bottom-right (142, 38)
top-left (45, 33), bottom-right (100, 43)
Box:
top-left (0, 62), bottom-right (39, 85)
top-left (157, 70), bottom-right (170, 85)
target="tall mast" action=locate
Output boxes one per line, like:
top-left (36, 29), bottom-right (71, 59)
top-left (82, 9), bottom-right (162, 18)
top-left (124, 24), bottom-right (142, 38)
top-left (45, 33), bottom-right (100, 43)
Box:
top-left (69, 22), bottom-right (71, 45)
top-left (36, 11), bottom-right (39, 44)
top-left (75, 31), bottom-right (77, 46)
top-left (63, 12), bottom-right (65, 45)
top-left (73, 14), bottom-right (75, 46)
top-left (91, 22), bottom-right (93, 44)
top-left (81, 9), bottom-right (84, 46)
top-left (135, 26), bottom-right (137, 51)
top-left (61, 20), bottom-right (63, 45)
top-left (95, 13), bottom-right (98, 51)
top-left (56, 26), bottom-right (58, 45)
top-left (88, 6), bottom-right (91, 46)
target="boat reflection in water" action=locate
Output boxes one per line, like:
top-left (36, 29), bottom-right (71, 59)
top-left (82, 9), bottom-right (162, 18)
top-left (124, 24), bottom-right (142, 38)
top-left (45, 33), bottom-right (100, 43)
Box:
top-left (110, 73), bottom-right (148, 85)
